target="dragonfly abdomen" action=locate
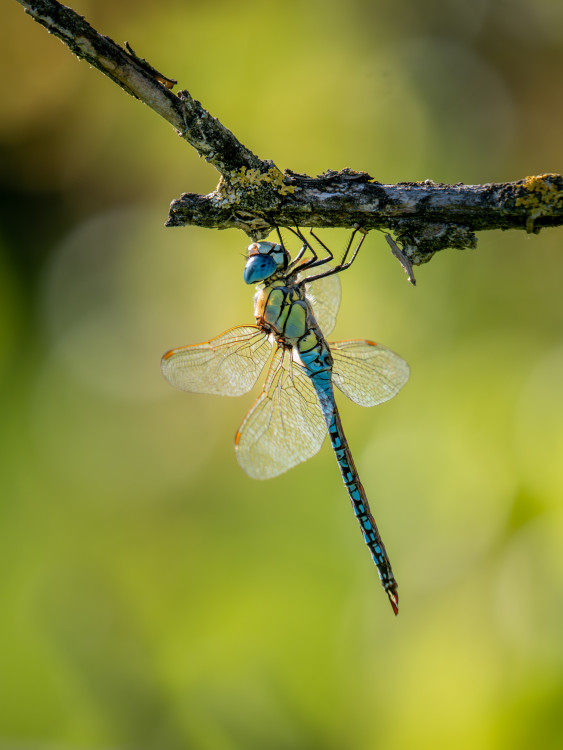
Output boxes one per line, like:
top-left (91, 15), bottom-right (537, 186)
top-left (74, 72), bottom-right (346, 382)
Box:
top-left (312, 376), bottom-right (399, 615)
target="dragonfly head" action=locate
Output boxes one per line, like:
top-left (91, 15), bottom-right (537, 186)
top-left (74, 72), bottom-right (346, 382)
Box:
top-left (244, 241), bottom-right (289, 284)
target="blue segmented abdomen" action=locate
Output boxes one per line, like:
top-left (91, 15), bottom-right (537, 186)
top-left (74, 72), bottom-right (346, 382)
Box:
top-left (256, 279), bottom-right (399, 613)
top-left (310, 369), bottom-right (399, 615)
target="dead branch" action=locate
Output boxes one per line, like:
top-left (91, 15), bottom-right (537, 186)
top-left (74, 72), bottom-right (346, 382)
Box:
top-left (16, 0), bottom-right (563, 264)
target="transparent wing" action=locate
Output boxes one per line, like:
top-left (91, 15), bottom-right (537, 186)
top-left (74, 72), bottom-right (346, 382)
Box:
top-left (235, 348), bottom-right (327, 479)
top-left (302, 271), bottom-right (341, 336)
top-left (330, 339), bottom-right (410, 407)
top-left (161, 325), bottom-right (272, 397)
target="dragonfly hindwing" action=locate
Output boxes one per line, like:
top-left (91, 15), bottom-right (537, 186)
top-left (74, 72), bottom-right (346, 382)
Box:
top-left (235, 348), bottom-right (327, 479)
top-left (330, 339), bottom-right (410, 407)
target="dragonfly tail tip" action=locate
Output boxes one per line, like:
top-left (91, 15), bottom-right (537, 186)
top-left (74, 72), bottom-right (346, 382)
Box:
top-left (387, 586), bottom-right (399, 616)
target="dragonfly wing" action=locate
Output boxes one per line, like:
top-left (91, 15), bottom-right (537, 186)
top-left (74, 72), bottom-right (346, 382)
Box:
top-left (330, 339), bottom-right (410, 407)
top-left (161, 325), bottom-right (271, 397)
top-left (235, 348), bottom-right (327, 479)
top-left (302, 271), bottom-right (341, 336)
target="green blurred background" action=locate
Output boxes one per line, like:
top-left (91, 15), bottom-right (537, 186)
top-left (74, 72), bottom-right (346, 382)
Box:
top-left (2, 1), bottom-right (563, 748)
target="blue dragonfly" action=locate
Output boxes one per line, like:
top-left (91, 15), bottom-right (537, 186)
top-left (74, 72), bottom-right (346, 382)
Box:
top-left (161, 228), bottom-right (409, 614)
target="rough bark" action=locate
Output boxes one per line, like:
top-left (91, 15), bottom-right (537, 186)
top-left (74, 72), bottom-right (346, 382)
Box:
top-left (15, 0), bottom-right (563, 264)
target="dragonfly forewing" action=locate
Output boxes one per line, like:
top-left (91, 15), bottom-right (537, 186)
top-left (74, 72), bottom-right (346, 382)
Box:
top-left (235, 348), bottom-right (327, 479)
top-left (161, 325), bottom-right (271, 397)
top-left (330, 340), bottom-right (410, 407)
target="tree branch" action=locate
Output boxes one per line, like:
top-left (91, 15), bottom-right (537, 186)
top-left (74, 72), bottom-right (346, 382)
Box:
top-left (15, 0), bottom-right (265, 176)
top-left (168, 171), bottom-right (563, 263)
top-left (16, 0), bottom-right (563, 264)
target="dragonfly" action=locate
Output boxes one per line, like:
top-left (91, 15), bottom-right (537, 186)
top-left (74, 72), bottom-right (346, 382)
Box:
top-left (161, 227), bottom-right (409, 614)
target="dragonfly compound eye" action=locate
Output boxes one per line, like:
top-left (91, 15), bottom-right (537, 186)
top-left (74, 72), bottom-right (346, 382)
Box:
top-left (243, 253), bottom-right (278, 284)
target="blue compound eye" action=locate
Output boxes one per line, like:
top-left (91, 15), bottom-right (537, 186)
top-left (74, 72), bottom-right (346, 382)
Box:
top-left (243, 254), bottom-right (277, 284)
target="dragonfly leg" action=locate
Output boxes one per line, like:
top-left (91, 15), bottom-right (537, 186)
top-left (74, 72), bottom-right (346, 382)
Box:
top-left (275, 223), bottom-right (285, 249)
top-left (308, 227), bottom-right (330, 250)
top-left (286, 226), bottom-right (322, 270)
top-left (273, 223), bottom-right (310, 271)
top-left (337, 225), bottom-right (368, 271)
top-left (300, 226), bottom-right (368, 284)
top-left (273, 224), bottom-right (301, 263)
top-left (287, 240), bottom-right (309, 269)
top-left (288, 225), bottom-right (351, 274)
top-left (304, 227), bottom-right (335, 269)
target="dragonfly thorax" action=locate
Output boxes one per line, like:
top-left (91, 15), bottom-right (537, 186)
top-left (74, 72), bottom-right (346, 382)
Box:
top-left (254, 279), bottom-right (306, 341)
top-left (254, 278), bottom-right (333, 383)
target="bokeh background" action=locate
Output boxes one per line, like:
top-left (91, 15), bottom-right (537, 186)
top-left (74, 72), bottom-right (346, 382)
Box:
top-left (2, 1), bottom-right (563, 748)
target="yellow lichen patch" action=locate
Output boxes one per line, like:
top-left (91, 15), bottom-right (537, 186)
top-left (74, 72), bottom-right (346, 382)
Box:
top-left (219, 166), bottom-right (296, 203)
top-left (515, 173), bottom-right (563, 232)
